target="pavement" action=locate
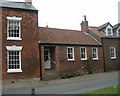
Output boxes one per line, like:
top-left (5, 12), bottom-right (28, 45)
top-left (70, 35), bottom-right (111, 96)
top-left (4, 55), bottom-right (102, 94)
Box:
top-left (2, 71), bottom-right (119, 89)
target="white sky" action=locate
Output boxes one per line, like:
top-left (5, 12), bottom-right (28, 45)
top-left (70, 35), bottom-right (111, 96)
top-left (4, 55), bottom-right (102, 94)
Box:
top-left (7, 0), bottom-right (120, 30)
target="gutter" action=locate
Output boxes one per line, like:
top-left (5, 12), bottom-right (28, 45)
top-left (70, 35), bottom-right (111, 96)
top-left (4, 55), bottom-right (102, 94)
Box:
top-left (39, 44), bottom-right (42, 81)
top-left (84, 32), bottom-right (102, 45)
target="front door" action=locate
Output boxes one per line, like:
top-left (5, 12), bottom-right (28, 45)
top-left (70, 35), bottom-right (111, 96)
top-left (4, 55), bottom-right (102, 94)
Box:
top-left (44, 49), bottom-right (51, 69)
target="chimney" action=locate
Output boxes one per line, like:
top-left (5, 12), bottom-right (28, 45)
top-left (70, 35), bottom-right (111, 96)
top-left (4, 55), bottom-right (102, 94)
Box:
top-left (81, 15), bottom-right (88, 32)
top-left (46, 25), bottom-right (48, 28)
top-left (25, 0), bottom-right (32, 5)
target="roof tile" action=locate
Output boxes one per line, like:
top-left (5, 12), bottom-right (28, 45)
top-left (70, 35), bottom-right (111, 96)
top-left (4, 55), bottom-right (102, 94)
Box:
top-left (39, 27), bottom-right (101, 45)
top-left (0, 1), bottom-right (37, 11)
top-left (89, 27), bottom-right (106, 37)
top-left (113, 23), bottom-right (120, 29)
top-left (98, 22), bottom-right (112, 31)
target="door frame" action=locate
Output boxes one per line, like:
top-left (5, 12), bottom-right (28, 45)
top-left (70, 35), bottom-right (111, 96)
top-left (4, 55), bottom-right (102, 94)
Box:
top-left (44, 49), bottom-right (51, 69)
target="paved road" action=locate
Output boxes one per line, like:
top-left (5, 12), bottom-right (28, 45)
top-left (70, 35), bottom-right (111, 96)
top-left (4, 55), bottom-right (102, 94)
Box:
top-left (2, 71), bottom-right (118, 94)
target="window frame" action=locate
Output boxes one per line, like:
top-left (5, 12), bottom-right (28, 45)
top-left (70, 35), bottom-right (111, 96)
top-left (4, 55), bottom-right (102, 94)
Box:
top-left (67, 47), bottom-right (75, 61)
top-left (110, 47), bottom-right (116, 59)
top-left (6, 46), bottom-right (23, 73)
top-left (107, 28), bottom-right (112, 36)
top-left (7, 16), bottom-right (22, 41)
top-left (92, 48), bottom-right (98, 60)
top-left (80, 47), bottom-right (87, 60)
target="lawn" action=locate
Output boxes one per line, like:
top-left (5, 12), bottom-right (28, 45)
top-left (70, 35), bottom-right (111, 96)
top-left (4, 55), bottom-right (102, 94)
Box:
top-left (86, 85), bottom-right (120, 95)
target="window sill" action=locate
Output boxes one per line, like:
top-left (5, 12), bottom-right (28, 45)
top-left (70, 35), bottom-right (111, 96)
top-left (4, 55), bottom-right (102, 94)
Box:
top-left (81, 58), bottom-right (87, 61)
top-left (111, 57), bottom-right (116, 60)
top-left (68, 59), bottom-right (75, 61)
top-left (93, 58), bottom-right (98, 60)
top-left (7, 37), bottom-right (22, 41)
top-left (7, 69), bottom-right (22, 73)
top-left (106, 35), bottom-right (113, 37)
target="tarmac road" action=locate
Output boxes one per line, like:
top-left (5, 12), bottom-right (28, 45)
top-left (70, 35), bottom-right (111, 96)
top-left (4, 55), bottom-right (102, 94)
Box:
top-left (2, 71), bottom-right (118, 94)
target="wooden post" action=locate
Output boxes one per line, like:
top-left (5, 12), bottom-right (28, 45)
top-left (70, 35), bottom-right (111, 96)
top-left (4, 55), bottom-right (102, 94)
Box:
top-left (31, 88), bottom-right (35, 96)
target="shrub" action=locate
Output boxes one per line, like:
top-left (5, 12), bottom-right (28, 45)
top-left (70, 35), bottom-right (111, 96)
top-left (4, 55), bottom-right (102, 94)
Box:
top-left (59, 71), bottom-right (81, 79)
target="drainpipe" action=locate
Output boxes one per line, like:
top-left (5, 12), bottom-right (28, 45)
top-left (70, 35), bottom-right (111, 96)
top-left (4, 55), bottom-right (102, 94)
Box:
top-left (101, 38), bottom-right (106, 72)
top-left (39, 44), bottom-right (42, 81)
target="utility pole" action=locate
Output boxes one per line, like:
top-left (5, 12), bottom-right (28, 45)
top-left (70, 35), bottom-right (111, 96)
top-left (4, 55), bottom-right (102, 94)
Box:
top-left (118, 1), bottom-right (120, 23)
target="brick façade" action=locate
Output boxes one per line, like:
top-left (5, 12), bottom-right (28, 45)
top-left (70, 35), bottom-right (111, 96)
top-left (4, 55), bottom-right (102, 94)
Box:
top-left (1, 1), bottom-right (119, 81)
top-left (55, 45), bottom-right (104, 73)
top-left (89, 25), bottom-right (120, 72)
top-left (102, 38), bottom-right (119, 71)
top-left (2, 8), bottom-right (40, 79)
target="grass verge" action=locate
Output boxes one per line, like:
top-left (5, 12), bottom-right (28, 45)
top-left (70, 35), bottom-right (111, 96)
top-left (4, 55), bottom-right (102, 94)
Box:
top-left (86, 85), bottom-right (120, 95)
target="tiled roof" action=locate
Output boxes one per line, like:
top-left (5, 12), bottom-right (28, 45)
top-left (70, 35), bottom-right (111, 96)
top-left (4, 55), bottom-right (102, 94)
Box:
top-left (89, 26), bottom-right (106, 37)
top-left (39, 27), bottom-right (101, 45)
top-left (113, 23), bottom-right (120, 29)
top-left (0, 1), bottom-right (37, 11)
top-left (89, 26), bottom-right (119, 38)
top-left (98, 22), bottom-right (112, 31)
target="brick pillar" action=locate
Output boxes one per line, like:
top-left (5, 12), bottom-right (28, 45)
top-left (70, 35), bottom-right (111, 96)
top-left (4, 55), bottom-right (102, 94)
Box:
top-left (118, 1), bottom-right (120, 23)
top-left (41, 45), bottom-right (45, 80)
top-left (55, 46), bottom-right (59, 76)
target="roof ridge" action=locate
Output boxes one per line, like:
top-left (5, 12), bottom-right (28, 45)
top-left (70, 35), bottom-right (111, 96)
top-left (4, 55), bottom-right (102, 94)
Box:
top-left (0, 1), bottom-right (37, 11)
top-left (39, 27), bottom-right (82, 32)
top-left (98, 22), bottom-right (112, 31)
top-left (1, 0), bottom-right (23, 3)
top-left (89, 26), bottom-right (98, 28)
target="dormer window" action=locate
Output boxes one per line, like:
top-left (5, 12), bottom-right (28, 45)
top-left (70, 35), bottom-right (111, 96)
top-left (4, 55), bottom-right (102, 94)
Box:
top-left (107, 28), bottom-right (112, 35)
top-left (98, 22), bottom-right (113, 37)
top-left (104, 24), bottom-right (113, 36)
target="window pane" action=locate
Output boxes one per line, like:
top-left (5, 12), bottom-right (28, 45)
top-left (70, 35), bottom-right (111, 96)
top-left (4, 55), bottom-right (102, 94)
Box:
top-left (70, 48), bottom-right (73, 53)
top-left (68, 54), bottom-right (71, 59)
top-left (81, 48), bottom-right (87, 60)
top-left (8, 20), bottom-right (20, 38)
top-left (8, 51), bottom-right (20, 70)
top-left (81, 54), bottom-right (85, 59)
top-left (67, 48), bottom-right (74, 60)
top-left (107, 28), bottom-right (112, 35)
top-left (92, 48), bottom-right (98, 59)
top-left (68, 48), bottom-right (70, 53)
top-left (110, 48), bottom-right (116, 59)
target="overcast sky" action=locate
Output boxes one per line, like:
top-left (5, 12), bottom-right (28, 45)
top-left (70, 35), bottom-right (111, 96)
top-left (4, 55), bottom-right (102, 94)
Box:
top-left (7, 0), bottom-right (119, 30)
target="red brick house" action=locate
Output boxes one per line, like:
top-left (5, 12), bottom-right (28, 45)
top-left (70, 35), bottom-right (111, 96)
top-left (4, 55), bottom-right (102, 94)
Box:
top-left (39, 26), bottom-right (104, 80)
top-left (1, 1), bottom-right (40, 80)
top-left (0, 1), bottom-right (118, 81)
top-left (89, 22), bottom-right (120, 72)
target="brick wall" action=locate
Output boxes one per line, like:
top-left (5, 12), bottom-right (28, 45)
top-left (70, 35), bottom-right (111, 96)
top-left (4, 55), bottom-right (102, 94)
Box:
top-left (2, 8), bottom-right (40, 79)
top-left (56, 45), bottom-right (104, 74)
top-left (102, 38), bottom-right (119, 71)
